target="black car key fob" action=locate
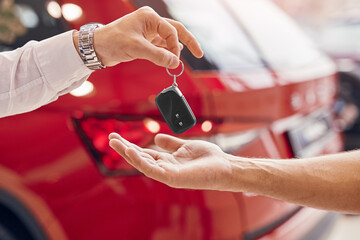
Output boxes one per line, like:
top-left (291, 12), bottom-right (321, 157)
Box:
top-left (156, 85), bottom-right (196, 134)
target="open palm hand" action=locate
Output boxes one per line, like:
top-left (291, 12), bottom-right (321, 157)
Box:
top-left (109, 133), bottom-right (233, 190)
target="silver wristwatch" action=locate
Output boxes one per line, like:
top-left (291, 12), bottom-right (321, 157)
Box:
top-left (79, 23), bottom-right (106, 70)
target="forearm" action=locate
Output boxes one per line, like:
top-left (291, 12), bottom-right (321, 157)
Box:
top-left (229, 150), bottom-right (360, 213)
top-left (0, 31), bottom-right (91, 118)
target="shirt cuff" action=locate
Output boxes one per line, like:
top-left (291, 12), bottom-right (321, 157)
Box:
top-left (33, 30), bottom-right (92, 93)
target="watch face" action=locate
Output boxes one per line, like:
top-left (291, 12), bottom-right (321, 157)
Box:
top-left (80, 23), bottom-right (105, 32)
top-left (83, 23), bottom-right (104, 28)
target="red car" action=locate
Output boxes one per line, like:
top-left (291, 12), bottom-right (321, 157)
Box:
top-left (0, 0), bottom-right (342, 239)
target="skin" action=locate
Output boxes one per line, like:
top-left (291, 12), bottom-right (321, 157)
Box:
top-left (109, 133), bottom-right (360, 214)
top-left (72, 6), bottom-right (203, 69)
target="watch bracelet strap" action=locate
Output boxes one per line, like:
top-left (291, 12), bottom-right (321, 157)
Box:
top-left (79, 24), bottom-right (106, 70)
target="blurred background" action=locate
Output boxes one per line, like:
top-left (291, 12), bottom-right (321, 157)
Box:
top-left (274, 0), bottom-right (360, 151)
top-left (275, 1), bottom-right (360, 239)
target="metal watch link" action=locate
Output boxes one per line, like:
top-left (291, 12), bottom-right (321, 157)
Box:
top-left (79, 23), bottom-right (106, 70)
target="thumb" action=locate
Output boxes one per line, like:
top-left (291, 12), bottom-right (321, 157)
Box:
top-left (155, 134), bottom-right (186, 152)
top-left (138, 40), bottom-right (179, 68)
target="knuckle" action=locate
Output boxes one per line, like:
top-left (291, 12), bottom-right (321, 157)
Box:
top-left (137, 6), bottom-right (156, 17)
top-left (169, 26), bottom-right (177, 36)
top-left (138, 6), bottom-right (154, 13)
top-left (176, 21), bottom-right (185, 30)
top-left (184, 37), bottom-right (195, 46)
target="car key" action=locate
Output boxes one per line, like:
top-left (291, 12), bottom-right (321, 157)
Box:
top-left (155, 61), bottom-right (196, 134)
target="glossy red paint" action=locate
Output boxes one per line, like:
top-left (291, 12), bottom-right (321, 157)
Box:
top-left (0, 0), bottom-right (343, 239)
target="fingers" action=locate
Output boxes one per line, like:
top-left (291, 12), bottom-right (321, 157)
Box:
top-left (138, 39), bottom-right (180, 68)
top-left (109, 133), bottom-right (142, 152)
top-left (109, 138), bottom-right (155, 168)
top-left (109, 134), bottom-right (175, 185)
top-left (138, 7), bottom-right (202, 68)
top-left (109, 138), bottom-right (129, 160)
top-left (156, 19), bottom-right (181, 57)
top-left (153, 17), bottom-right (203, 62)
top-left (134, 7), bottom-right (179, 68)
top-left (109, 132), bottom-right (162, 159)
top-left (165, 18), bottom-right (203, 58)
top-left (109, 132), bottom-right (120, 140)
top-left (125, 147), bottom-right (167, 181)
top-left (151, 36), bottom-right (184, 51)
top-left (154, 134), bottom-right (186, 152)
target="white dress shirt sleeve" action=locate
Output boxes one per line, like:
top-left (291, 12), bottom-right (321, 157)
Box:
top-left (0, 30), bottom-right (92, 118)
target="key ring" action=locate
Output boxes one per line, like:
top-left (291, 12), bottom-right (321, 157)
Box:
top-left (166, 60), bottom-right (184, 87)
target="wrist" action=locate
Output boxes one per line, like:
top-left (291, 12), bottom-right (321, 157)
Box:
top-left (93, 27), bottom-right (105, 65)
top-left (78, 23), bottom-right (106, 70)
top-left (227, 154), bottom-right (259, 192)
top-left (222, 154), bottom-right (244, 192)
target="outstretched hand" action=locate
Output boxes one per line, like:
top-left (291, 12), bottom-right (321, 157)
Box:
top-left (109, 133), bottom-right (233, 190)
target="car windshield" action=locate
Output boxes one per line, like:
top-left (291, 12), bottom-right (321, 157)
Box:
top-left (224, 0), bottom-right (324, 70)
top-left (133, 0), bottom-right (266, 72)
top-left (0, 0), bottom-right (68, 52)
top-left (318, 21), bottom-right (360, 56)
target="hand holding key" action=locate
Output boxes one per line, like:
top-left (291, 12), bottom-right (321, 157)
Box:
top-left (73, 6), bottom-right (203, 69)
